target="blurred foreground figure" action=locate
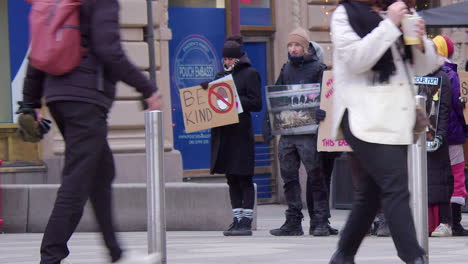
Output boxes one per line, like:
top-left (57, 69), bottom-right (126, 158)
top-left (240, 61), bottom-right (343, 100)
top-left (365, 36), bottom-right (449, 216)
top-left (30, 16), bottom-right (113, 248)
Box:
top-left (329, 0), bottom-right (438, 263)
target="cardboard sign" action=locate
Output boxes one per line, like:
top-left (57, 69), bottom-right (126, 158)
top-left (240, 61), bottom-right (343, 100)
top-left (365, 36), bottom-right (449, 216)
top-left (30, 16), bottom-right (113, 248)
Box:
top-left (179, 79), bottom-right (239, 133)
top-left (317, 71), bottom-right (352, 152)
top-left (459, 72), bottom-right (468, 124)
top-left (415, 76), bottom-right (442, 142)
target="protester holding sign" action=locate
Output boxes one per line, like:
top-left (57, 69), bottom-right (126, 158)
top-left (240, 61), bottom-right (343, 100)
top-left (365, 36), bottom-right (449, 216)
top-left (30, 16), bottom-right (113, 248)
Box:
top-left (268, 27), bottom-right (332, 237)
top-left (329, 0), bottom-right (439, 263)
top-left (417, 68), bottom-right (453, 237)
top-left (433, 35), bottom-right (468, 236)
top-left (202, 36), bottom-right (262, 236)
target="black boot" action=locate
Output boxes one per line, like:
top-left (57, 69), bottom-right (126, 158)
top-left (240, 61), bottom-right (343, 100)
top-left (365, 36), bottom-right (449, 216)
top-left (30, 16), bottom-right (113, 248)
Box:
top-left (270, 215), bottom-right (303, 236)
top-left (328, 221), bottom-right (339, 235)
top-left (406, 256), bottom-right (426, 264)
top-left (232, 217), bottom-right (252, 236)
top-left (223, 218), bottom-right (239, 236)
top-left (329, 250), bottom-right (355, 264)
top-left (312, 222), bottom-right (330, 236)
top-left (310, 220), bottom-right (339, 235)
top-left (452, 203), bottom-right (468, 236)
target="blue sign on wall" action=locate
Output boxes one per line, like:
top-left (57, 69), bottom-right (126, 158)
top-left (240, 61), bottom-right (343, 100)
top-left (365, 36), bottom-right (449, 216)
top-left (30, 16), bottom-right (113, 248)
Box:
top-left (8, 0), bottom-right (30, 80)
top-left (169, 7), bottom-right (225, 170)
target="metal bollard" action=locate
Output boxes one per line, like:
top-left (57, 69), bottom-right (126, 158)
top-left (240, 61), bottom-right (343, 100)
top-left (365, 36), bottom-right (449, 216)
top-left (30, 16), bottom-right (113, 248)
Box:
top-left (144, 110), bottom-right (167, 264)
top-left (408, 95), bottom-right (429, 262)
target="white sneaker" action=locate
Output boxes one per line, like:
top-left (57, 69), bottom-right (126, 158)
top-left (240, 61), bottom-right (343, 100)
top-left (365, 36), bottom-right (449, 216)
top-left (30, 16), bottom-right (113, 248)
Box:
top-left (432, 223), bottom-right (453, 237)
top-left (60, 260), bottom-right (72, 264)
top-left (114, 253), bottom-right (160, 264)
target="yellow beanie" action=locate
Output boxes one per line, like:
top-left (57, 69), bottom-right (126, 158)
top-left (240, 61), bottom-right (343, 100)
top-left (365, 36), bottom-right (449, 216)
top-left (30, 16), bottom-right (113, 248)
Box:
top-left (432, 35), bottom-right (448, 58)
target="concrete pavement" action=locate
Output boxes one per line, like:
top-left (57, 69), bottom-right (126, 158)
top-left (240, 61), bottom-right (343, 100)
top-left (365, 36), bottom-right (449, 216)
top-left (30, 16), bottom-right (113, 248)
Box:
top-left (1, 204), bottom-right (468, 264)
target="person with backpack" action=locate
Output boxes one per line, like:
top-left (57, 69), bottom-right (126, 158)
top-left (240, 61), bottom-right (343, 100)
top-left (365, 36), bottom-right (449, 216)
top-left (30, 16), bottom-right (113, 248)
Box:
top-left (22, 1), bottom-right (162, 263)
top-left (268, 27), bottom-right (331, 237)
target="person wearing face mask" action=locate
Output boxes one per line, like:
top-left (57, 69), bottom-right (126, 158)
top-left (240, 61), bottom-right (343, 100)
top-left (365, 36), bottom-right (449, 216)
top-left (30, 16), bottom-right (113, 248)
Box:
top-left (268, 27), bottom-right (332, 237)
top-left (201, 36), bottom-right (262, 236)
top-left (329, 0), bottom-right (439, 263)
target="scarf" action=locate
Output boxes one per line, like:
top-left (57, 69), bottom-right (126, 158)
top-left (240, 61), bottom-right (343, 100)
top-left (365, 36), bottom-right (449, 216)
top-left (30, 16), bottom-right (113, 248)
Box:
top-left (341, 0), bottom-right (413, 83)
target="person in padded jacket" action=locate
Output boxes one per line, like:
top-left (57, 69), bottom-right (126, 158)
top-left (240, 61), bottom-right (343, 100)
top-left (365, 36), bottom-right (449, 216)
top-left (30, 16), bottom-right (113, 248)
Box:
top-left (268, 27), bottom-right (331, 237)
top-left (22, 1), bottom-right (162, 263)
top-left (202, 36), bottom-right (262, 236)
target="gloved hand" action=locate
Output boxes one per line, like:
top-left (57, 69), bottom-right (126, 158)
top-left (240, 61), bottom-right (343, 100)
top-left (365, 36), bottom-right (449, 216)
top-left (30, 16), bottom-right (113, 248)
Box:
top-left (200, 80), bottom-right (210, 90)
top-left (315, 108), bottom-right (326, 124)
top-left (16, 101), bottom-right (52, 143)
top-left (427, 135), bottom-right (442, 152)
top-left (459, 96), bottom-right (467, 109)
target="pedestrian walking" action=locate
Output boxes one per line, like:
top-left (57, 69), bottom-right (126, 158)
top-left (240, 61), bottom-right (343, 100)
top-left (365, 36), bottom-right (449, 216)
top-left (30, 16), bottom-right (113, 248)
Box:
top-left (22, 1), bottom-right (163, 263)
top-left (329, 0), bottom-right (439, 263)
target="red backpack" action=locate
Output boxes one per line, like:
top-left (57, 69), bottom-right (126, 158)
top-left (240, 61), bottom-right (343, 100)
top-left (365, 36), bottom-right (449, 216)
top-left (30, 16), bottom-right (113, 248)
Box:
top-left (27, 0), bottom-right (84, 76)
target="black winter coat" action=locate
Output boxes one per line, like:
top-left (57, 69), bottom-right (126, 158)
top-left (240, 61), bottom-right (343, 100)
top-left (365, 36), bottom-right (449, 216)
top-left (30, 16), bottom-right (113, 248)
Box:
top-left (23, 0), bottom-right (156, 110)
top-left (210, 54), bottom-right (262, 175)
top-left (423, 68), bottom-right (453, 205)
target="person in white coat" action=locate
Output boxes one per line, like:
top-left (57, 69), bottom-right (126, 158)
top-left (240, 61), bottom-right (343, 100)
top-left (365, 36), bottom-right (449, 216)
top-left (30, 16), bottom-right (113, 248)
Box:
top-left (328, 0), bottom-right (439, 263)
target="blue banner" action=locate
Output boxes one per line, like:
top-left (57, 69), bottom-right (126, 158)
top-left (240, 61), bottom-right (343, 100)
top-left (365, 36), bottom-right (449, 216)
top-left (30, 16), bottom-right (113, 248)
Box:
top-left (169, 7), bottom-right (225, 170)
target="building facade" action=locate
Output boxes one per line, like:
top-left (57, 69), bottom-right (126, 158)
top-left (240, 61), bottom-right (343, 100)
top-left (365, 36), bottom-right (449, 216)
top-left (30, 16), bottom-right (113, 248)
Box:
top-left (0, 0), bottom-right (466, 202)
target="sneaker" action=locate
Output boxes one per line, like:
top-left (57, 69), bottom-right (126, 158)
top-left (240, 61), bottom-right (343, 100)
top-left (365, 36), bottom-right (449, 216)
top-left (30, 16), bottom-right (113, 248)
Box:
top-left (223, 218), bottom-right (239, 236)
top-left (270, 216), bottom-right (303, 236)
top-left (114, 253), bottom-right (159, 264)
top-left (431, 223), bottom-right (452, 237)
top-left (60, 260), bottom-right (72, 264)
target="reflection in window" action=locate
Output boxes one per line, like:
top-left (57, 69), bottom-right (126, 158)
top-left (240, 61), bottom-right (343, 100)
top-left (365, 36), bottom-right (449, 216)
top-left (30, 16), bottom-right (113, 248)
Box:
top-left (169, 0), bottom-right (225, 8)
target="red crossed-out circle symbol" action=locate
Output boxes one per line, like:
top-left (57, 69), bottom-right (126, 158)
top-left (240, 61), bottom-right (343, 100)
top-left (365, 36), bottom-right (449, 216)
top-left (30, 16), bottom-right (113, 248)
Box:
top-left (208, 82), bottom-right (235, 113)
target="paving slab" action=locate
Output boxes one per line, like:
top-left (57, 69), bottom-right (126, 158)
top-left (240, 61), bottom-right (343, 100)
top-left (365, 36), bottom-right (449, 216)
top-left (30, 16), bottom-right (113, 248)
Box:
top-left (1, 205), bottom-right (468, 264)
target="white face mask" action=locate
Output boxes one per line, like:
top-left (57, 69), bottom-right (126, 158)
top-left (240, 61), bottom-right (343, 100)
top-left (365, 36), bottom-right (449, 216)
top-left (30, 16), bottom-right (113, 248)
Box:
top-left (223, 58), bottom-right (239, 72)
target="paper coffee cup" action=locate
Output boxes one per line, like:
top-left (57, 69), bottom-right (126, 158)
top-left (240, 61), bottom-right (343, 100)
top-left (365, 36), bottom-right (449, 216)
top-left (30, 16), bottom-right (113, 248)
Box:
top-left (401, 14), bottom-right (421, 45)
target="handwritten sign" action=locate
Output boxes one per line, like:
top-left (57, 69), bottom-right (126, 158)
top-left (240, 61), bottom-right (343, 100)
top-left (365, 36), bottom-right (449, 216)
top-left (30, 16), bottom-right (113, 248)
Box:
top-left (179, 79), bottom-right (239, 133)
top-left (459, 72), bottom-right (468, 124)
top-left (317, 71), bottom-right (352, 152)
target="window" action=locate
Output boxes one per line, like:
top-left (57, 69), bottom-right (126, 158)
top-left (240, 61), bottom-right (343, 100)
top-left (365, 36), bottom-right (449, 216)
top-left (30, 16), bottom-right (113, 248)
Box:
top-left (169, 0), bottom-right (225, 8)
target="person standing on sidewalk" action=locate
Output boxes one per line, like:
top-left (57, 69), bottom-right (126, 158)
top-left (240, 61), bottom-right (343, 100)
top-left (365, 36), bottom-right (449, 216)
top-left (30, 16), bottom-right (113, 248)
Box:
top-left (433, 35), bottom-right (468, 236)
top-left (202, 36), bottom-right (262, 236)
top-left (268, 27), bottom-right (330, 237)
top-left (22, 1), bottom-right (162, 263)
top-left (329, 0), bottom-right (439, 263)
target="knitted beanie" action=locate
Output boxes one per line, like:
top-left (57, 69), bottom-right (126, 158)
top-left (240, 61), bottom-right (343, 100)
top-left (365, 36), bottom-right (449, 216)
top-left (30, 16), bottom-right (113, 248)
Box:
top-left (287, 27), bottom-right (310, 51)
top-left (433, 35), bottom-right (454, 58)
top-left (222, 35), bottom-right (243, 58)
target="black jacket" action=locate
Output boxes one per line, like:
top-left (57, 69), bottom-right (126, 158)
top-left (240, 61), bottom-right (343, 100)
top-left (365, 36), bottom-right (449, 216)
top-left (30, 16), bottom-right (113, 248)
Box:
top-left (23, 0), bottom-right (156, 110)
top-left (423, 68), bottom-right (453, 205)
top-left (262, 44), bottom-right (326, 141)
top-left (210, 54), bottom-right (262, 175)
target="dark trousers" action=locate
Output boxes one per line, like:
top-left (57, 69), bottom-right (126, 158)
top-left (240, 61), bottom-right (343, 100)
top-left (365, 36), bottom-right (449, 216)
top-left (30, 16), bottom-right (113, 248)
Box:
top-left (278, 134), bottom-right (328, 222)
top-left (308, 151), bottom-right (341, 219)
top-left (226, 174), bottom-right (255, 209)
top-left (337, 112), bottom-right (424, 262)
top-left (40, 102), bottom-right (122, 264)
